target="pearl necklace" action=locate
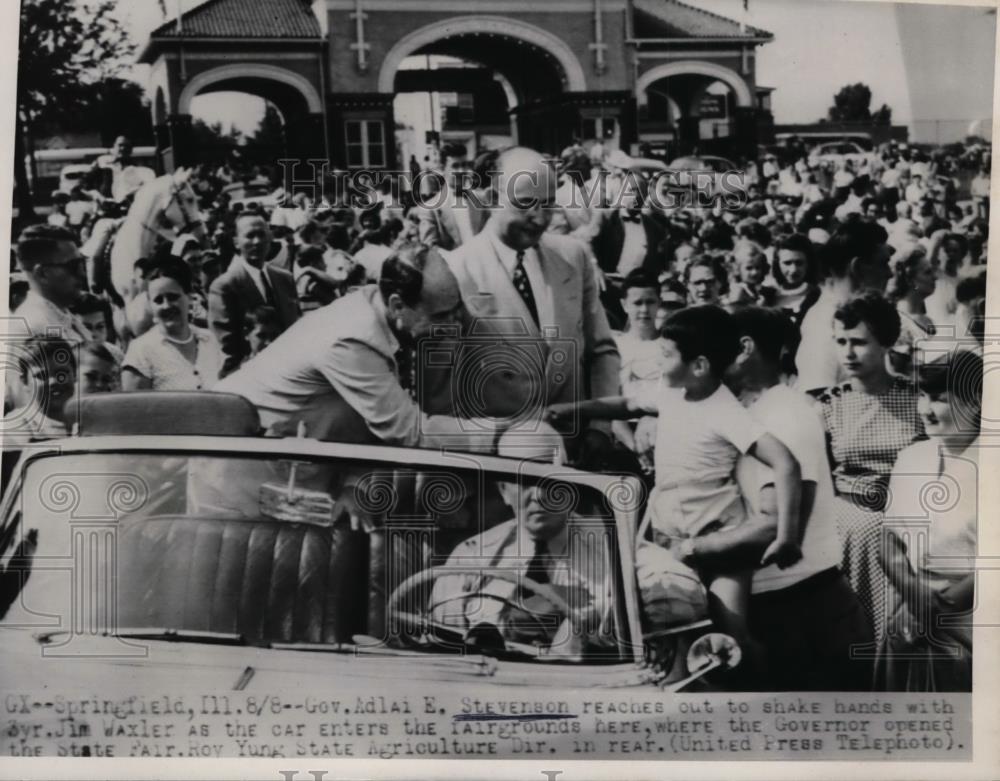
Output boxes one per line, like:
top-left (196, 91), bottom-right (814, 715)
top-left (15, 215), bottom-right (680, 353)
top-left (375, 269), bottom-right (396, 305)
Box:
top-left (162, 330), bottom-right (195, 345)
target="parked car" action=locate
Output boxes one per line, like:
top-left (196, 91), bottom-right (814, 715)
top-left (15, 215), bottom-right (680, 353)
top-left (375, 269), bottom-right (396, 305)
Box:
top-left (0, 393), bottom-right (735, 752)
top-left (661, 155), bottom-right (746, 208)
top-left (807, 141), bottom-right (875, 168)
top-left (222, 180), bottom-right (284, 212)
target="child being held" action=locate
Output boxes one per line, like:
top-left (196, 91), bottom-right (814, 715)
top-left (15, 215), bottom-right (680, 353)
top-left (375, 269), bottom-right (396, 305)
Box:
top-left (294, 246), bottom-right (341, 312)
top-left (244, 305), bottom-right (283, 359)
top-left (546, 305), bottom-right (802, 646)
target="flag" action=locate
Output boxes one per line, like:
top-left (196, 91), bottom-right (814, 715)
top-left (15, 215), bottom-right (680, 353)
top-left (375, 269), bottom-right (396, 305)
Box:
top-left (175, 0), bottom-right (184, 33)
top-left (743, 0), bottom-right (749, 10)
top-left (156, 0), bottom-right (168, 18)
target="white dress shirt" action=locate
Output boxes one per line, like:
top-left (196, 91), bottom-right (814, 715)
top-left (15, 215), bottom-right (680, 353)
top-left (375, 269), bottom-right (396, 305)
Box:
top-left (234, 255), bottom-right (269, 301)
top-left (485, 230), bottom-right (553, 328)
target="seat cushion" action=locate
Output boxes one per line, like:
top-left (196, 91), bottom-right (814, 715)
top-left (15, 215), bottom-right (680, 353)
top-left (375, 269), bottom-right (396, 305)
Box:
top-left (117, 515), bottom-right (369, 645)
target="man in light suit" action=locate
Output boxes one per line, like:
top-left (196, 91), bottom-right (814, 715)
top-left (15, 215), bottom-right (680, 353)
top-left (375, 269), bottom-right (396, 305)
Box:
top-left (444, 147), bottom-right (620, 468)
top-left (209, 214), bottom-right (301, 377)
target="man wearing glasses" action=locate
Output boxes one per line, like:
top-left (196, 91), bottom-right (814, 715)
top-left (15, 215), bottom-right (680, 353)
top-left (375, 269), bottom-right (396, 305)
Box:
top-left (13, 224), bottom-right (91, 345)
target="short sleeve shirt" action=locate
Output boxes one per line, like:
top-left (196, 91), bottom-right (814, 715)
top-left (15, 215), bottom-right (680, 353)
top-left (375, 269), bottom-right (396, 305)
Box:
top-left (123, 326), bottom-right (224, 391)
top-left (736, 385), bottom-right (841, 593)
top-left (636, 382), bottom-right (764, 538)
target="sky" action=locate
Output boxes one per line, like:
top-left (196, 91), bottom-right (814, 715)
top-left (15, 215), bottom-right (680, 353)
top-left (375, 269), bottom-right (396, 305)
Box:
top-left (119, 0), bottom-right (997, 141)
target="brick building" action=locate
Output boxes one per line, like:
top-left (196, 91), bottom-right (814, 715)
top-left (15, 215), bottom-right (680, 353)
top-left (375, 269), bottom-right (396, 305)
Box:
top-left (139, 0), bottom-right (773, 169)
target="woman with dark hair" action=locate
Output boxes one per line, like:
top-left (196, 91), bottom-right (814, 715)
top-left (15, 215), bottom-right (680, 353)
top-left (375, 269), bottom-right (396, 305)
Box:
top-left (886, 243), bottom-right (937, 377)
top-left (768, 233), bottom-right (820, 328)
top-left (876, 350), bottom-right (982, 691)
top-left (121, 257), bottom-right (224, 391)
top-left (816, 291), bottom-right (924, 644)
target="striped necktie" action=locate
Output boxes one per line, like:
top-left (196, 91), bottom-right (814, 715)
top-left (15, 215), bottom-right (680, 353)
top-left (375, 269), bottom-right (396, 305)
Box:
top-left (512, 250), bottom-right (539, 328)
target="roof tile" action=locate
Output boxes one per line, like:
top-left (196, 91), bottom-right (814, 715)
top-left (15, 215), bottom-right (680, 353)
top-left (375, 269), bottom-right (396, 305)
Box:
top-left (633, 0), bottom-right (772, 39)
top-left (151, 0), bottom-right (321, 39)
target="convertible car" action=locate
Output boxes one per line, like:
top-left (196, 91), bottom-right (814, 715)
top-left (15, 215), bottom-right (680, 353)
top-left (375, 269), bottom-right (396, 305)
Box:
top-left (0, 393), bottom-right (736, 757)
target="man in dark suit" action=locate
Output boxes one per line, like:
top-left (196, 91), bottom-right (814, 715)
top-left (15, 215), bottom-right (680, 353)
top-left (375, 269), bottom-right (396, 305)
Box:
top-left (590, 174), bottom-right (667, 278)
top-left (209, 214), bottom-right (300, 377)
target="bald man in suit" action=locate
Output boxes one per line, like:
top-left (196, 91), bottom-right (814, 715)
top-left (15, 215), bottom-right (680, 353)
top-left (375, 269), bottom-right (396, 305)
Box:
top-left (444, 147), bottom-right (620, 467)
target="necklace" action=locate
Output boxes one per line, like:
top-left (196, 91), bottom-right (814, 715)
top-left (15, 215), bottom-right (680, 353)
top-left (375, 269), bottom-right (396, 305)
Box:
top-left (162, 330), bottom-right (195, 345)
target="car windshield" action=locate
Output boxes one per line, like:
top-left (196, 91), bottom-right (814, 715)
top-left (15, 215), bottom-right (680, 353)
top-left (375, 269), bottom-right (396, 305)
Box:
top-left (2, 451), bottom-right (637, 664)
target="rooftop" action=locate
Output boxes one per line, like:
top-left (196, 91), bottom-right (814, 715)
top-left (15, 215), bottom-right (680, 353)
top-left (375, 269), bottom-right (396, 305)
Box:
top-left (633, 0), bottom-right (772, 40)
top-left (149, 0), bottom-right (322, 40)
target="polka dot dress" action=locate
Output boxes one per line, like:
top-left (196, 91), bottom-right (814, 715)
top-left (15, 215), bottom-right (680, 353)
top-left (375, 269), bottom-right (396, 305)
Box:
top-left (817, 379), bottom-right (924, 642)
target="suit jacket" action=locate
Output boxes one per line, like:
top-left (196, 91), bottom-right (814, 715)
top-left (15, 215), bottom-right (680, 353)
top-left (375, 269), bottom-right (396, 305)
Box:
top-left (209, 257), bottom-right (301, 377)
top-left (416, 188), bottom-right (490, 250)
top-left (445, 230), bottom-right (620, 429)
top-left (591, 211), bottom-right (668, 276)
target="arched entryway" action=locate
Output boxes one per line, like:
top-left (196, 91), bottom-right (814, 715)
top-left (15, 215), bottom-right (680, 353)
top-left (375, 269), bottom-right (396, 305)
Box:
top-left (637, 61), bottom-right (755, 158)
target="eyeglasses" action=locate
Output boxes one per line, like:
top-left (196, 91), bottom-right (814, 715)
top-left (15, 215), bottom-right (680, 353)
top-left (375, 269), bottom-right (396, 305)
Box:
top-left (44, 256), bottom-right (86, 270)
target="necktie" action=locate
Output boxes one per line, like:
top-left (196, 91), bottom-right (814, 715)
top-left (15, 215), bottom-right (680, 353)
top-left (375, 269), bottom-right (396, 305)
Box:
top-left (260, 270), bottom-right (275, 306)
top-left (622, 212), bottom-right (641, 224)
top-left (512, 250), bottom-right (539, 328)
top-left (524, 538), bottom-right (550, 586)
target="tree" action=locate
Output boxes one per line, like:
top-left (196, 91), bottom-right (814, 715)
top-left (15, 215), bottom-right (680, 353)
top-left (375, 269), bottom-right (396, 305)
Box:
top-left (827, 82), bottom-right (887, 123)
top-left (245, 103), bottom-right (287, 162)
top-left (16, 0), bottom-right (135, 217)
top-left (189, 119), bottom-right (243, 165)
top-left (872, 103), bottom-right (893, 126)
top-left (34, 78), bottom-right (155, 147)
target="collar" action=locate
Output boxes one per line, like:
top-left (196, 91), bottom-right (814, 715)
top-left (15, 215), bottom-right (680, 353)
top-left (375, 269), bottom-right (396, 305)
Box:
top-left (153, 325), bottom-right (208, 345)
top-left (23, 290), bottom-right (75, 323)
top-left (235, 255), bottom-right (265, 283)
top-left (368, 286), bottom-right (401, 356)
top-left (522, 523), bottom-right (569, 558)
top-left (486, 228), bottom-right (538, 277)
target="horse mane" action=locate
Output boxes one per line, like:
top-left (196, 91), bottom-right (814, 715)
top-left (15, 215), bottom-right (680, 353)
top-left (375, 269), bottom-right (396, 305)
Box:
top-left (109, 171), bottom-right (189, 301)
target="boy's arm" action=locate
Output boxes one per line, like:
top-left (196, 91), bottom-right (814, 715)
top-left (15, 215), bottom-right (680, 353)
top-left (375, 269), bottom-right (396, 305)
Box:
top-left (544, 396), bottom-right (654, 429)
top-left (747, 433), bottom-right (802, 568)
top-left (686, 482), bottom-right (817, 572)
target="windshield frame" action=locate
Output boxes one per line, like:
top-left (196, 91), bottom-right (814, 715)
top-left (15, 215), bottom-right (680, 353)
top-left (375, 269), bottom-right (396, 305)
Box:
top-left (2, 435), bottom-right (647, 664)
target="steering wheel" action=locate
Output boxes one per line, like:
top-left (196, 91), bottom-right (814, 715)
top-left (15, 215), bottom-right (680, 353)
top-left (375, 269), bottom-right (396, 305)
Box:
top-left (387, 567), bottom-right (582, 651)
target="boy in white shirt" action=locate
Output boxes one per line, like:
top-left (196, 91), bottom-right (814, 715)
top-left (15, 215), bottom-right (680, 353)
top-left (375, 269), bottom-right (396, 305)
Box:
top-left (547, 305), bottom-right (802, 649)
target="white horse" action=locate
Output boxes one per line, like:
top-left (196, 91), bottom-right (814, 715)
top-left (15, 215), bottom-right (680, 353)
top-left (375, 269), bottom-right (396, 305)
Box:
top-left (108, 168), bottom-right (206, 302)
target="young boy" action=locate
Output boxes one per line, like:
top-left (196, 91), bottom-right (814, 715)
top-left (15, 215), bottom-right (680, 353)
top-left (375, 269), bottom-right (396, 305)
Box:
top-left (546, 305), bottom-right (803, 643)
top-left (244, 305), bottom-right (283, 358)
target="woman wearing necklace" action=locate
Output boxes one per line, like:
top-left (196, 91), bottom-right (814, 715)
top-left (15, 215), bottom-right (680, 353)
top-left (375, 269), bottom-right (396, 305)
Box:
top-left (122, 257), bottom-right (224, 391)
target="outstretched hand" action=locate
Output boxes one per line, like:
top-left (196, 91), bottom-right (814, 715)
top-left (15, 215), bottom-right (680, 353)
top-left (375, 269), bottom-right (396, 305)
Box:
top-left (543, 403), bottom-right (577, 431)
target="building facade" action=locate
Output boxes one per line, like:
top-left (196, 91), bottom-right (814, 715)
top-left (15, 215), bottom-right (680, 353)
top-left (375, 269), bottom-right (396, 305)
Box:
top-left (139, 0), bottom-right (773, 169)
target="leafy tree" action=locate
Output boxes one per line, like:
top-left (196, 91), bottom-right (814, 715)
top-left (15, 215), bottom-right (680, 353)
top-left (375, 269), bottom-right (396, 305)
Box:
top-left (872, 103), bottom-right (892, 125)
top-left (16, 0), bottom-right (135, 217)
top-left (189, 119), bottom-right (244, 165)
top-left (245, 103), bottom-right (287, 162)
top-left (828, 82), bottom-right (885, 122)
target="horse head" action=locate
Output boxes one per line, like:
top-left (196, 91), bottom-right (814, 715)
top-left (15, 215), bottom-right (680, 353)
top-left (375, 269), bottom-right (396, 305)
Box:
top-left (109, 169), bottom-right (207, 302)
top-left (160, 168), bottom-right (206, 240)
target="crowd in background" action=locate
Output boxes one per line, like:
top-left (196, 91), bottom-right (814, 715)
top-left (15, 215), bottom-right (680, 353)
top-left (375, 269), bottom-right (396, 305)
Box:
top-left (4, 133), bottom-right (989, 693)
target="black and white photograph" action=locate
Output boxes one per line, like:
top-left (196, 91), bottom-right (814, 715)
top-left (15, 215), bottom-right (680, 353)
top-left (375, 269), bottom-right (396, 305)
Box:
top-left (0, 0), bottom-right (997, 776)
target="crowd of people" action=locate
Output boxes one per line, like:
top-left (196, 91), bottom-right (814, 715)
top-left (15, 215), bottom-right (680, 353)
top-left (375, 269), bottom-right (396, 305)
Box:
top-left (4, 133), bottom-right (988, 692)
